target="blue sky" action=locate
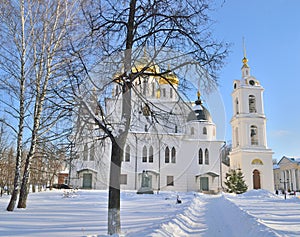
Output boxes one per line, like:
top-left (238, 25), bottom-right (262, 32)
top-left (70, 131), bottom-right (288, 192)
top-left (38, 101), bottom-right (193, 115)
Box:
top-left (1, 1), bottom-right (298, 161)
top-left (211, 0), bottom-right (300, 160)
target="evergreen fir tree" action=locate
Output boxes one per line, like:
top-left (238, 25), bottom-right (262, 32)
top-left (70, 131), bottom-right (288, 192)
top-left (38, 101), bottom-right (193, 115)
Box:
top-left (224, 169), bottom-right (248, 194)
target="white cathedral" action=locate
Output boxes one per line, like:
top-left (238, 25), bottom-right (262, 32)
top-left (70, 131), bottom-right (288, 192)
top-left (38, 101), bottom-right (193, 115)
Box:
top-left (70, 52), bottom-right (274, 193)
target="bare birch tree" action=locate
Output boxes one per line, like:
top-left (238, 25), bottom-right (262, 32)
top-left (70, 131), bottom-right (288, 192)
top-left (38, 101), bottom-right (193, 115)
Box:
top-left (0, 0), bottom-right (79, 210)
top-left (66, 0), bottom-right (228, 235)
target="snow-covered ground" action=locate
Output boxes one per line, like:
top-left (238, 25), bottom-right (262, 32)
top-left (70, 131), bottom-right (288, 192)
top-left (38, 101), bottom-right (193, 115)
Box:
top-left (0, 189), bottom-right (299, 237)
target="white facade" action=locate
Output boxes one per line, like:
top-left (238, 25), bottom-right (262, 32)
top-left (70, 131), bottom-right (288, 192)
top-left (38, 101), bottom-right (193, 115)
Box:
top-left (274, 156), bottom-right (300, 192)
top-left (70, 56), bottom-right (225, 193)
top-left (229, 55), bottom-right (274, 192)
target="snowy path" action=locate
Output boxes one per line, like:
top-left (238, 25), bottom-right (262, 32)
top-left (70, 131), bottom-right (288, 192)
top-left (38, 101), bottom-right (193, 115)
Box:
top-left (150, 194), bottom-right (283, 237)
top-left (202, 195), bottom-right (280, 237)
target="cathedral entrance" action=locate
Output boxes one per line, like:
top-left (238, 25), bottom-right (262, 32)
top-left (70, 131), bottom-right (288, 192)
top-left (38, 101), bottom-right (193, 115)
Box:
top-left (253, 169), bottom-right (261, 189)
top-left (83, 173), bottom-right (92, 189)
top-left (200, 177), bottom-right (209, 191)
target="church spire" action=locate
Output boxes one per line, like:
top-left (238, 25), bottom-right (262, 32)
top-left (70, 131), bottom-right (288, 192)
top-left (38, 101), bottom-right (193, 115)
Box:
top-left (241, 38), bottom-right (250, 78)
top-left (196, 77), bottom-right (202, 105)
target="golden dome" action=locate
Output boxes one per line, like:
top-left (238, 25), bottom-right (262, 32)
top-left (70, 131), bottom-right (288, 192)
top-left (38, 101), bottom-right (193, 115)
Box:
top-left (131, 49), bottom-right (160, 74)
top-left (131, 63), bottom-right (160, 74)
top-left (159, 65), bottom-right (179, 85)
top-left (158, 72), bottom-right (179, 85)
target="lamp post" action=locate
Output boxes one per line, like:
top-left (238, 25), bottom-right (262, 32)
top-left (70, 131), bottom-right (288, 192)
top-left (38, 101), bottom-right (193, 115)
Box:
top-left (68, 135), bottom-right (75, 186)
top-left (280, 171), bottom-right (289, 200)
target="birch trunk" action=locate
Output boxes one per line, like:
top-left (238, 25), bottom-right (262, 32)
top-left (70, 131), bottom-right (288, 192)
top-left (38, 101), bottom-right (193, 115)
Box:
top-left (6, 0), bottom-right (26, 212)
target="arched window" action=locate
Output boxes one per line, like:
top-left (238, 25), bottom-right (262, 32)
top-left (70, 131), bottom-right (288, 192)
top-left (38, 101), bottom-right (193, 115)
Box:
top-left (149, 146), bottom-right (153, 163)
top-left (143, 79), bottom-right (147, 96)
top-left (236, 98), bottom-right (239, 114)
top-left (125, 145), bottom-right (130, 162)
top-left (165, 147), bottom-right (170, 163)
top-left (142, 146), bottom-right (147, 162)
top-left (191, 127), bottom-right (194, 135)
top-left (249, 95), bottom-right (256, 113)
top-left (151, 82), bottom-right (155, 97)
top-left (203, 127), bottom-right (207, 135)
top-left (198, 149), bottom-right (203, 165)
top-left (83, 144), bottom-right (88, 161)
top-left (90, 144), bottom-right (95, 161)
top-left (171, 147), bottom-right (176, 163)
top-left (251, 159), bottom-right (263, 165)
top-left (250, 125), bottom-right (258, 145)
top-left (175, 125), bottom-right (178, 133)
top-left (235, 127), bottom-right (239, 147)
top-left (162, 88), bottom-right (166, 97)
top-left (205, 148), bottom-right (209, 165)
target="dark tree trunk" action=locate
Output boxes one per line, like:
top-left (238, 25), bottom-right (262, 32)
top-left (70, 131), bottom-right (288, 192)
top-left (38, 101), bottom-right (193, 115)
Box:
top-left (6, 152), bottom-right (22, 211)
top-left (17, 154), bottom-right (31, 208)
top-left (107, 139), bottom-right (123, 235)
top-left (107, 1), bottom-right (135, 234)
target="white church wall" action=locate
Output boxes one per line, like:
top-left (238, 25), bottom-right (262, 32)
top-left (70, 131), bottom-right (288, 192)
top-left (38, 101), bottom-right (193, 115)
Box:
top-left (71, 54), bottom-right (229, 194)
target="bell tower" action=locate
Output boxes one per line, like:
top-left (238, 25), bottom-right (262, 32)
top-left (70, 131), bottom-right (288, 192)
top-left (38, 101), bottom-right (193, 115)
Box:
top-left (229, 48), bottom-right (274, 192)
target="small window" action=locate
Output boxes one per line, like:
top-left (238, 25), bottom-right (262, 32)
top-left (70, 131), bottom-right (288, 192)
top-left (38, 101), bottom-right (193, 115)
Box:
top-left (120, 174), bottom-right (127, 185)
top-left (236, 98), bottom-right (239, 114)
top-left (83, 144), bottom-right (88, 161)
top-left (142, 146), bottom-right (147, 162)
top-left (149, 146), bottom-right (153, 163)
top-left (171, 147), bottom-right (176, 163)
top-left (203, 127), bottom-right (207, 135)
top-left (170, 88), bottom-right (173, 98)
top-left (165, 147), bottom-right (170, 163)
top-left (125, 145), bottom-right (130, 162)
top-left (167, 176), bottom-right (174, 186)
top-left (90, 144), bottom-right (95, 161)
top-left (205, 148), bottom-right (209, 165)
top-left (144, 125), bottom-right (148, 132)
top-left (198, 149), bottom-right (203, 165)
top-left (175, 125), bottom-right (178, 133)
top-left (191, 127), bottom-right (194, 135)
top-left (235, 127), bottom-right (239, 147)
